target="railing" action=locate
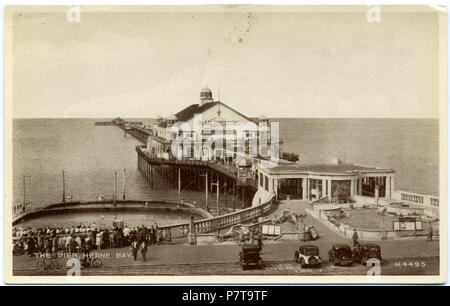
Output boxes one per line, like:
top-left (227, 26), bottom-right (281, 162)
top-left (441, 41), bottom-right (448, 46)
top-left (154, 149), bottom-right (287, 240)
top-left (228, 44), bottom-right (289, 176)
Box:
top-left (159, 197), bottom-right (274, 238)
top-left (137, 147), bottom-right (257, 186)
top-left (393, 190), bottom-right (439, 208)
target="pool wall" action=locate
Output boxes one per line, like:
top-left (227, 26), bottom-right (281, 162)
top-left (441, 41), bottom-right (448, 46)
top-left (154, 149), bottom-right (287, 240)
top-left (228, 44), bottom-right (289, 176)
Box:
top-left (307, 208), bottom-right (436, 241)
top-left (12, 200), bottom-right (211, 226)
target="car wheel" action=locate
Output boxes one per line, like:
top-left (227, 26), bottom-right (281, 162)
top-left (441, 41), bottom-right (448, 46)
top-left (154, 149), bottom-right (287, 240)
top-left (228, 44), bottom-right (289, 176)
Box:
top-left (329, 255), bottom-right (334, 263)
top-left (92, 259), bottom-right (102, 268)
top-left (300, 258), bottom-right (305, 268)
top-left (49, 260), bottom-right (60, 270)
top-left (36, 260), bottom-right (46, 271)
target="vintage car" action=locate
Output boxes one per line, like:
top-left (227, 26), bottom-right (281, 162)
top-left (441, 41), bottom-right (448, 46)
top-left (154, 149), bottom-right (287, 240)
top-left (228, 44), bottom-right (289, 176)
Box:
top-left (294, 245), bottom-right (322, 268)
top-left (353, 243), bottom-right (382, 265)
top-left (328, 244), bottom-right (353, 266)
top-left (239, 244), bottom-right (264, 270)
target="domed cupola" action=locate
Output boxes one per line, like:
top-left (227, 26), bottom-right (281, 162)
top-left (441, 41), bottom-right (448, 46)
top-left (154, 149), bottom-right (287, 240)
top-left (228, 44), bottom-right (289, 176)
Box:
top-left (259, 114), bottom-right (269, 125)
top-left (167, 113), bottom-right (177, 126)
top-left (199, 86), bottom-right (213, 106)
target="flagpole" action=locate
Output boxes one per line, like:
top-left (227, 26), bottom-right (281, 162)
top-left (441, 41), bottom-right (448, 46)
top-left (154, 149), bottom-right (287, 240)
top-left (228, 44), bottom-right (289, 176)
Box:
top-left (178, 168), bottom-right (181, 203)
top-left (122, 168), bottom-right (126, 200)
top-left (114, 170), bottom-right (117, 218)
top-left (62, 170), bottom-right (66, 203)
top-left (22, 174), bottom-right (26, 213)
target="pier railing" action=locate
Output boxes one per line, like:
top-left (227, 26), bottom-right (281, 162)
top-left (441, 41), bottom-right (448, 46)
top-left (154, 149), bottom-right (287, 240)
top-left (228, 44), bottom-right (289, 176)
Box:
top-left (392, 190), bottom-right (439, 209)
top-left (160, 198), bottom-right (274, 238)
top-left (137, 147), bottom-right (257, 187)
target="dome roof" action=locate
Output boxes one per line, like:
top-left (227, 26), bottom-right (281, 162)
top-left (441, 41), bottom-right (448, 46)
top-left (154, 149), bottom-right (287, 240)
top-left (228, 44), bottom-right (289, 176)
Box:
top-left (200, 87), bottom-right (213, 98)
top-left (201, 87), bottom-right (212, 94)
top-left (236, 157), bottom-right (252, 167)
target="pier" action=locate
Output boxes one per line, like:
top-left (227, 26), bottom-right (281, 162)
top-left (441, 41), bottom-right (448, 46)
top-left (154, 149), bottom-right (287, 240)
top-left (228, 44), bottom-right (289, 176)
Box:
top-left (136, 146), bottom-right (257, 212)
top-left (95, 118), bottom-right (149, 142)
top-left (96, 119), bottom-right (259, 212)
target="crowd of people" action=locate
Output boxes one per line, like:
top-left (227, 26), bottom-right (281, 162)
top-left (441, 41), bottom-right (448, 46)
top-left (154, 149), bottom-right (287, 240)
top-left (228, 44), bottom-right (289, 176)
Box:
top-left (12, 222), bottom-right (169, 262)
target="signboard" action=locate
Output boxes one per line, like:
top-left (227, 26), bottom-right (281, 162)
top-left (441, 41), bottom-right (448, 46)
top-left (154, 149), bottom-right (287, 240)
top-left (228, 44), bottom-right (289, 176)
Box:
top-left (262, 224), bottom-right (282, 236)
top-left (415, 221), bottom-right (422, 230)
top-left (237, 169), bottom-right (248, 183)
top-left (309, 226), bottom-right (319, 239)
top-left (393, 218), bottom-right (422, 231)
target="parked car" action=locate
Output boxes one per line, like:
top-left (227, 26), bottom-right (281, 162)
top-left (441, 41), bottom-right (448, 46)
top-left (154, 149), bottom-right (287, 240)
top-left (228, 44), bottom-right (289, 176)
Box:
top-left (328, 244), bottom-right (353, 266)
top-left (294, 245), bottom-right (321, 268)
top-left (353, 243), bottom-right (382, 265)
top-left (239, 244), bottom-right (264, 270)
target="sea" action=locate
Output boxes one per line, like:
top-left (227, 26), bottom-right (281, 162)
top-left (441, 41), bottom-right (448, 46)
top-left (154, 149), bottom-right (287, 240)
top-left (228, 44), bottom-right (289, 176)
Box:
top-left (12, 118), bottom-right (439, 212)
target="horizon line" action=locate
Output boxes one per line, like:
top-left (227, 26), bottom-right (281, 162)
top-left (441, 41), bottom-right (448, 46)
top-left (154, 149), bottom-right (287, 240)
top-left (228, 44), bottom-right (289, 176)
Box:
top-left (11, 116), bottom-right (440, 120)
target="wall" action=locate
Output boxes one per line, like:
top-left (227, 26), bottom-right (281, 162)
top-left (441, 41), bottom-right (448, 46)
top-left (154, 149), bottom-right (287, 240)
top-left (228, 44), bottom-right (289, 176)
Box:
top-left (392, 190), bottom-right (439, 209)
top-left (308, 208), bottom-right (427, 241)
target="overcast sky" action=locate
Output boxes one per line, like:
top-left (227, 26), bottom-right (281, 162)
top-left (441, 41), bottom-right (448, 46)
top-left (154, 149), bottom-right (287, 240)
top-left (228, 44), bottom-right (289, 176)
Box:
top-left (11, 7), bottom-right (441, 118)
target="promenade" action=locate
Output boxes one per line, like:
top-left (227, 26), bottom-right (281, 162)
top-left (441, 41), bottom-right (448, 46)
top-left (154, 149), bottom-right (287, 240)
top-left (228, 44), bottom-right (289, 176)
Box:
top-left (13, 200), bottom-right (439, 276)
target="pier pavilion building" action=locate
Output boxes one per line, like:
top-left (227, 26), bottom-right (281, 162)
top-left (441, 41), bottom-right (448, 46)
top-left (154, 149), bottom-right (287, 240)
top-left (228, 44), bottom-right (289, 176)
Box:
top-left (254, 158), bottom-right (395, 205)
top-left (146, 87), bottom-right (279, 161)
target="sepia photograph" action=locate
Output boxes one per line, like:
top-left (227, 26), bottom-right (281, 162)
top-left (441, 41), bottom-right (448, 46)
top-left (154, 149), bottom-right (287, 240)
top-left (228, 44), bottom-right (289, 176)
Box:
top-left (2, 4), bottom-right (447, 284)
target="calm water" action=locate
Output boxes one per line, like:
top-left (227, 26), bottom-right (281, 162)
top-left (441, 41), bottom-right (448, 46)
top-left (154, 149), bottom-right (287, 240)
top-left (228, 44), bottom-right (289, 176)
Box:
top-left (12, 118), bottom-right (439, 211)
top-left (277, 118), bottom-right (439, 196)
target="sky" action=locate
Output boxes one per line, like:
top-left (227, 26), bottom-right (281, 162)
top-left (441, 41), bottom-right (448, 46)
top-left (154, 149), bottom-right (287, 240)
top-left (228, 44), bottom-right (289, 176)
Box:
top-left (10, 6), bottom-right (441, 118)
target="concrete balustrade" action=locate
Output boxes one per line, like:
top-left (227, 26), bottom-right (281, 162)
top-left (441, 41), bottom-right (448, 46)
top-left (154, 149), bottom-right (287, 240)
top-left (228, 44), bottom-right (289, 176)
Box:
top-left (392, 190), bottom-right (439, 208)
top-left (156, 198), bottom-right (274, 239)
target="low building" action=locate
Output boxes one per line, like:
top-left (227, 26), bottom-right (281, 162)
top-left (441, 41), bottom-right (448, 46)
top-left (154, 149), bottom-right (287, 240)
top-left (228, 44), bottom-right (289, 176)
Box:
top-left (255, 158), bottom-right (395, 204)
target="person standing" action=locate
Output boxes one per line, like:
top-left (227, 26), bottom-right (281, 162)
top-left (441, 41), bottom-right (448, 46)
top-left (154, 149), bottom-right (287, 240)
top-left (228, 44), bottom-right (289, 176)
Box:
top-left (428, 222), bottom-right (433, 241)
top-left (96, 231), bottom-right (102, 250)
top-left (257, 231), bottom-right (263, 251)
top-left (352, 229), bottom-right (359, 247)
top-left (140, 240), bottom-right (147, 262)
top-left (75, 235), bottom-right (82, 254)
top-left (82, 235), bottom-right (92, 266)
top-left (239, 229), bottom-right (245, 245)
top-left (66, 234), bottom-right (73, 253)
top-left (109, 230), bottom-right (115, 248)
top-left (131, 240), bottom-right (138, 261)
top-left (118, 227), bottom-right (124, 248)
top-left (138, 225), bottom-right (147, 245)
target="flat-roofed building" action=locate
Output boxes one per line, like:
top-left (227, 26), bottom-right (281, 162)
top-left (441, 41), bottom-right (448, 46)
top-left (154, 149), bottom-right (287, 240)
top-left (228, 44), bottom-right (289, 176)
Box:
top-left (255, 158), bottom-right (395, 205)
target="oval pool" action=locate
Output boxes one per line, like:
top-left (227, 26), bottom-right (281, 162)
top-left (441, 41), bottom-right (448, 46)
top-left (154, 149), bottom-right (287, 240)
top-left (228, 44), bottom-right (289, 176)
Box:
top-left (14, 211), bottom-right (194, 229)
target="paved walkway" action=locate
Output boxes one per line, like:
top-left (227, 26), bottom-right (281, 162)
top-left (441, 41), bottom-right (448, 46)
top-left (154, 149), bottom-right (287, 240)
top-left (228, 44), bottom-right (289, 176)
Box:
top-left (265, 200), bottom-right (439, 257)
top-left (13, 200), bottom-right (439, 272)
top-left (14, 256), bottom-right (439, 276)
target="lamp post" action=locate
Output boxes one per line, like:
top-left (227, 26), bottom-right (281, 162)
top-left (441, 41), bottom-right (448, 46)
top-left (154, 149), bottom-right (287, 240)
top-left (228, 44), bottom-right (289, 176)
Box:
top-left (114, 170), bottom-right (117, 218)
top-left (199, 172), bottom-right (208, 211)
top-left (211, 174), bottom-right (219, 216)
top-left (22, 174), bottom-right (31, 213)
top-left (62, 170), bottom-right (66, 203)
top-left (178, 168), bottom-right (181, 203)
top-left (122, 168), bottom-right (127, 200)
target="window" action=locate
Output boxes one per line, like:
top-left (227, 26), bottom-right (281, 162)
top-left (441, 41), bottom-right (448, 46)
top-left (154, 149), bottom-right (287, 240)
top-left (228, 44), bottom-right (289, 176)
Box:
top-left (265, 176), bottom-right (269, 191)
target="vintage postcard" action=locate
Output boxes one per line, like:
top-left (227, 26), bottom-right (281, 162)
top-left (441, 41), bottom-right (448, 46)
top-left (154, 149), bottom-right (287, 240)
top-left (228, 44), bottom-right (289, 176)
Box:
top-left (3, 5), bottom-right (447, 284)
